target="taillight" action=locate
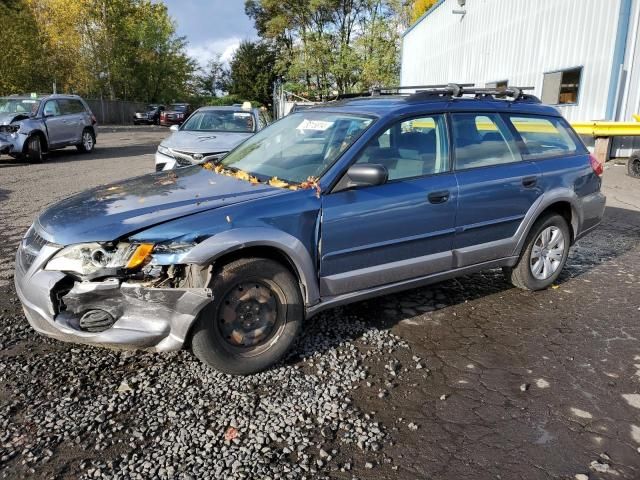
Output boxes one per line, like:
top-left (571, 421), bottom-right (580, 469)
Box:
top-left (589, 154), bottom-right (604, 177)
top-left (91, 114), bottom-right (97, 125)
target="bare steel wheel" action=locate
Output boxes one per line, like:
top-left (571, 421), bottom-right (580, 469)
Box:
top-left (191, 257), bottom-right (303, 375)
top-left (504, 213), bottom-right (571, 291)
top-left (530, 226), bottom-right (565, 280)
top-left (217, 281), bottom-right (285, 354)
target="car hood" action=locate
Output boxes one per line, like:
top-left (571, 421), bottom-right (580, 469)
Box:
top-left (0, 112), bottom-right (30, 125)
top-left (37, 166), bottom-right (284, 245)
top-left (162, 130), bottom-right (253, 154)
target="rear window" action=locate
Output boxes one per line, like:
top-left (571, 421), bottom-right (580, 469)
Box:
top-left (506, 115), bottom-right (579, 159)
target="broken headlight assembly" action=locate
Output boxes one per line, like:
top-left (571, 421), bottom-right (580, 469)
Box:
top-left (0, 124), bottom-right (20, 135)
top-left (45, 243), bottom-right (154, 276)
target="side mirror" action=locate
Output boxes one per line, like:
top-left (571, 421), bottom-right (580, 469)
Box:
top-left (170, 125), bottom-right (179, 132)
top-left (344, 164), bottom-right (388, 189)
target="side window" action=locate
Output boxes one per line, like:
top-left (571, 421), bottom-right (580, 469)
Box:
top-left (58, 99), bottom-right (76, 115)
top-left (43, 100), bottom-right (61, 117)
top-left (355, 114), bottom-right (449, 181)
top-left (507, 115), bottom-right (578, 159)
top-left (451, 113), bottom-right (520, 170)
top-left (72, 100), bottom-right (86, 114)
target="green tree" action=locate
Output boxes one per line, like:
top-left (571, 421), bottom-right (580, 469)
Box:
top-left (0, 0), bottom-right (48, 95)
top-left (228, 41), bottom-right (278, 106)
top-left (193, 55), bottom-right (230, 97)
top-left (245, 0), bottom-right (403, 98)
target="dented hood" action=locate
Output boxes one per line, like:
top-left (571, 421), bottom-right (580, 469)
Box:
top-left (0, 112), bottom-right (29, 125)
top-left (37, 166), bottom-right (284, 245)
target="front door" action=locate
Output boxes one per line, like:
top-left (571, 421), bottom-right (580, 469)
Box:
top-left (42, 100), bottom-right (66, 147)
top-left (320, 114), bottom-right (459, 297)
top-left (450, 112), bottom-right (543, 266)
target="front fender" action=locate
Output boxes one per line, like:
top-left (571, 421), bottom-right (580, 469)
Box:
top-left (182, 227), bottom-right (320, 306)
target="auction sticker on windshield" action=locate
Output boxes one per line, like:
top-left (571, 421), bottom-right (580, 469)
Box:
top-left (297, 119), bottom-right (334, 131)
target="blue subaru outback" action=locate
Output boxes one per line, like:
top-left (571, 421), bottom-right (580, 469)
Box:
top-left (15, 85), bottom-right (606, 374)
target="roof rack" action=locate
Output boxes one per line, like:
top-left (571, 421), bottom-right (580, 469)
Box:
top-left (406, 84), bottom-right (540, 102)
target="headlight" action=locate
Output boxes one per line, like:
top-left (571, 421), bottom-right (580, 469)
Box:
top-left (45, 243), bottom-right (154, 276)
top-left (157, 145), bottom-right (173, 157)
top-left (0, 124), bottom-right (20, 134)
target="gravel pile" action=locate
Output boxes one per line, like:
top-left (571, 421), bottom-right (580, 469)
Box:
top-left (0, 304), bottom-right (409, 479)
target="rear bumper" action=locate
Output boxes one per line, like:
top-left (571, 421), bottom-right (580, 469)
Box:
top-left (14, 230), bottom-right (212, 352)
top-left (576, 191), bottom-right (606, 241)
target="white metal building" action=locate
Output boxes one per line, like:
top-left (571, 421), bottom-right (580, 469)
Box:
top-left (401, 0), bottom-right (640, 124)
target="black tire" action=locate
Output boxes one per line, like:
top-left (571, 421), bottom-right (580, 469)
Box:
top-left (25, 134), bottom-right (44, 163)
top-left (628, 153), bottom-right (640, 179)
top-left (133, 121), bottom-right (140, 126)
top-left (191, 257), bottom-right (303, 375)
top-left (76, 128), bottom-right (95, 153)
top-left (504, 213), bottom-right (571, 291)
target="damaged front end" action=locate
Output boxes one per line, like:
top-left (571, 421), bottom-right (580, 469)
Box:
top-left (0, 124), bottom-right (21, 155)
top-left (15, 229), bottom-right (213, 352)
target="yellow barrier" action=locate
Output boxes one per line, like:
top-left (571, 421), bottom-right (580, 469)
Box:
top-left (571, 121), bottom-right (640, 137)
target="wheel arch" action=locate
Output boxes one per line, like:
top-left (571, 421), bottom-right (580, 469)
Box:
top-left (23, 129), bottom-right (48, 154)
top-left (513, 191), bottom-right (580, 257)
top-left (182, 227), bottom-right (320, 307)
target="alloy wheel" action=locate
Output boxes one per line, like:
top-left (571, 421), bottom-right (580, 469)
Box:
top-left (530, 226), bottom-right (565, 280)
top-left (83, 131), bottom-right (94, 151)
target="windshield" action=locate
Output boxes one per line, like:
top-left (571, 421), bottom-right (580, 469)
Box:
top-left (0, 98), bottom-right (40, 115)
top-left (219, 112), bottom-right (373, 184)
top-left (183, 110), bottom-right (256, 133)
top-left (171, 104), bottom-right (187, 112)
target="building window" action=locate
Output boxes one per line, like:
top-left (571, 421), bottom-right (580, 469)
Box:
top-left (541, 67), bottom-right (582, 105)
top-left (486, 80), bottom-right (508, 92)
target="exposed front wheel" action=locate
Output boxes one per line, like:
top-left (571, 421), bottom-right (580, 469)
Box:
top-left (504, 213), bottom-right (571, 291)
top-left (76, 129), bottom-right (95, 153)
top-left (191, 258), bottom-right (303, 375)
top-left (628, 153), bottom-right (640, 178)
top-left (26, 135), bottom-right (43, 163)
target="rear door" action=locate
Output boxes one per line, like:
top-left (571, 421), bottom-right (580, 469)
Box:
top-left (451, 112), bottom-right (543, 266)
top-left (60, 99), bottom-right (87, 144)
top-left (320, 114), bottom-right (459, 297)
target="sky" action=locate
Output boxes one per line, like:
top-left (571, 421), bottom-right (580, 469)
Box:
top-left (161, 0), bottom-right (257, 69)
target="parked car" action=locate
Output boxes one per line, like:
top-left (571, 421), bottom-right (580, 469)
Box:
top-left (0, 94), bottom-right (97, 162)
top-left (133, 104), bottom-right (164, 125)
top-left (159, 103), bottom-right (194, 127)
top-left (155, 104), bottom-right (271, 171)
top-left (15, 85), bottom-right (605, 375)
top-left (628, 152), bottom-right (640, 178)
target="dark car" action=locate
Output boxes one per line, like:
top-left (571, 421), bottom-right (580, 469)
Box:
top-left (15, 84), bottom-right (605, 375)
top-left (133, 104), bottom-right (165, 125)
top-left (160, 103), bottom-right (194, 127)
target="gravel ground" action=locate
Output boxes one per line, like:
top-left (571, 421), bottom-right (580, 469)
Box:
top-left (0, 132), bottom-right (639, 479)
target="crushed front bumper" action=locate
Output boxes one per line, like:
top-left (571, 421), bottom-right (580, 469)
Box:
top-left (0, 135), bottom-right (18, 155)
top-left (14, 230), bottom-right (212, 352)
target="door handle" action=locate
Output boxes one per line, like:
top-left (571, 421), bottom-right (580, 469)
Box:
top-left (522, 176), bottom-right (538, 188)
top-left (428, 190), bottom-right (450, 204)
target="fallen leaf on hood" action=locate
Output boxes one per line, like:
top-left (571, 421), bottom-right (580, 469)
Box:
top-left (269, 177), bottom-right (290, 188)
